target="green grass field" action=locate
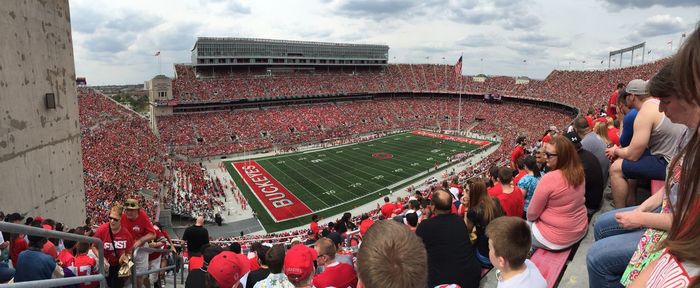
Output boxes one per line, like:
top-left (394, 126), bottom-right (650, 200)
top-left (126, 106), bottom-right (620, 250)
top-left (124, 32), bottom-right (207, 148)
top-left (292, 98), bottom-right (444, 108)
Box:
top-left (225, 131), bottom-right (488, 232)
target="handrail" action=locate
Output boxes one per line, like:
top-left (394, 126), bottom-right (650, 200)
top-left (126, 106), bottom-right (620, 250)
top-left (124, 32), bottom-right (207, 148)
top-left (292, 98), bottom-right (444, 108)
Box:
top-left (0, 222), bottom-right (106, 288)
top-left (130, 246), bottom-right (179, 288)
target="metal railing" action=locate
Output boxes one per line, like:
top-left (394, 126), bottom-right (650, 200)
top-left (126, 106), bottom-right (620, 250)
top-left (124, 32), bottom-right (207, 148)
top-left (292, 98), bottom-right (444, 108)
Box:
top-left (0, 222), bottom-right (106, 288)
top-left (130, 247), bottom-right (180, 288)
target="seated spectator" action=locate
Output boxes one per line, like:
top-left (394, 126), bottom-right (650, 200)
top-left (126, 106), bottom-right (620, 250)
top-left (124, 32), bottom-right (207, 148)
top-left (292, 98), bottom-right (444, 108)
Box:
top-left (605, 79), bottom-right (686, 208)
top-left (527, 135), bottom-right (588, 250)
top-left (206, 251), bottom-right (250, 288)
top-left (14, 223), bottom-right (64, 282)
top-left (185, 244), bottom-right (223, 288)
top-left (625, 32), bottom-right (700, 286)
top-left (495, 167), bottom-right (524, 218)
top-left (357, 220), bottom-right (427, 288)
top-left (71, 240), bottom-right (98, 288)
top-left (253, 244), bottom-right (294, 288)
top-left (416, 189), bottom-right (481, 287)
top-left (404, 212), bottom-right (419, 232)
top-left (463, 177), bottom-right (504, 267)
top-left (380, 197), bottom-right (396, 219)
top-left (589, 60), bottom-right (697, 288)
top-left (486, 217), bottom-right (546, 288)
top-left (573, 116), bottom-right (610, 186)
top-left (246, 245), bottom-right (271, 288)
top-left (517, 155), bottom-right (541, 217)
top-left (313, 238), bottom-right (357, 288)
top-left (564, 132), bottom-right (605, 217)
top-left (284, 244), bottom-right (317, 288)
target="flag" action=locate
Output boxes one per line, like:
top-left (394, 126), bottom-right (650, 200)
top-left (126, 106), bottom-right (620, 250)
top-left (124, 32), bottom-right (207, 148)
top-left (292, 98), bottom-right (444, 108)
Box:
top-left (682, 33), bottom-right (686, 38)
top-left (648, 49), bottom-right (652, 54)
top-left (667, 40), bottom-right (673, 45)
top-left (612, 59), bottom-right (616, 62)
top-left (523, 59), bottom-right (527, 63)
top-left (154, 51), bottom-right (160, 56)
top-left (600, 60), bottom-right (604, 64)
top-left (582, 60), bottom-right (586, 64)
top-left (454, 56), bottom-right (462, 78)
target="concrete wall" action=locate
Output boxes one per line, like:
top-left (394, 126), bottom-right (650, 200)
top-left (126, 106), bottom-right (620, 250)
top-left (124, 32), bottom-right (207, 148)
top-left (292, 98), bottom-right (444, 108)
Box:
top-left (0, 0), bottom-right (86, 227)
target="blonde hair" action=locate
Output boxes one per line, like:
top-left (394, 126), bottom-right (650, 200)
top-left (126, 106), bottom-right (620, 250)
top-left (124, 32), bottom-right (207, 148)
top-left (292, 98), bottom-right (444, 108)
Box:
top-left (593, 121), bottom-right (611, 145)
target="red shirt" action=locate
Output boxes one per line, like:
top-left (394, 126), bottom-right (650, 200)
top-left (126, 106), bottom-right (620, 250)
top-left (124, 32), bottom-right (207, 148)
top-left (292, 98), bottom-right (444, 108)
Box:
top-left (585, 115), bottom-right (595, 129)
top-left (380, 203), bottom-right (396, 219)
top-left (542, 134), bottom-right (552, 143)
top-left (148, 226), bottom-right (167, 261)
top-left (608, 126), bottom-right (620, 146)
top-left (510, 145), bottom-right (524, 169)
top-left (93, 223), bottom-right (135, 265)
top-left (513, 170), bottom-right (527, 187)
top-left (57, 249), bottom-right (75, 267)
top-left (487, 182), bottom-right (502, 197)
top-left (359, 218), bottom-right (374, 236)
top-left (73, 254), bottom-right (98, 288)
top-left (121, 209), bottom-right (156, 242)
top-left (313, 262), bottom-right (358, 288)
top-left (10, 237), bottom-right (28, 267)
top-left (607, 90), bottom-right (618, 120)
top-left (42, 240), bottom-right (58, 259)
top-left (188, 255), bottom-right (204, 271)
top-left (310, 221), bottom-right (319, 237)
top-left (497, 187), bottom-right (525, 218)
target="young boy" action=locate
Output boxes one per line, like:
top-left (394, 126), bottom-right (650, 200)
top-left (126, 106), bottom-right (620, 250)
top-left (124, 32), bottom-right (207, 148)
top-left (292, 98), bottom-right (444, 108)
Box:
top-left (72, 241), bottom-right (98, 288)
top-left (486, 217), bottom-right (546, 288)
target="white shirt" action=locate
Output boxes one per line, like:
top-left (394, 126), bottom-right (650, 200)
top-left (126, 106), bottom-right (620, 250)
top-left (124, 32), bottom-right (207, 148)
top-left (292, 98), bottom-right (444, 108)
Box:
top-left (498, 260), bottom-right (547, 288)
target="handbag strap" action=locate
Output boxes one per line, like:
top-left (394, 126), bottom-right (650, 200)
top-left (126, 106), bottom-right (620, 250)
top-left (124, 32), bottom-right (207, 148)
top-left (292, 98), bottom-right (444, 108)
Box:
top-left (107, 227), bottom-right (119, 259)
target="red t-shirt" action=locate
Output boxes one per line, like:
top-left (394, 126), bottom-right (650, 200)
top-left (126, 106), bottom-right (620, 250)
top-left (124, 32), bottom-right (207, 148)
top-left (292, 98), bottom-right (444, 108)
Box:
top-left (513, 170), bottom-right (527, 188)
top-left (248, 252), bottom-right (260, 271)
top-left (73, 254), bottom-right (98, 288)
top-left (310, 221), bottom-right (319, 237)
top-left (42, 240), bottom-right (58, 259)
top-left (608, 127), bottom-right (620, 146)
top-left (121, 209), bottom-right (156, 242)
top-left (188, 255), bottom-right (204, 271)
top-left (497, 187), bottom-right (525, 218)
top-left (487, 182), bottom-right (502, 197)
top-left (542, 134), bottom-right (552, 143)
top-left (93, 223), bottom-right (135, 265)
top-left (313, 262), bottom-right (358, 288)
top-left (10, 237), bottom-right (28, 267)
top-left (585, 115), bottom-right (595, 129)
top-left (359, 218), bottom-right (374, 236)
top-left (380, 203), bottom-right (396, 219)
top-left (607, 90), bottom-right (618, 120)
top-left (510, 146), bottom-right (524, 169)
top-left (148, 226), bottom-right (167, 261)
top-left (57, 249), bottom-right (75, 267)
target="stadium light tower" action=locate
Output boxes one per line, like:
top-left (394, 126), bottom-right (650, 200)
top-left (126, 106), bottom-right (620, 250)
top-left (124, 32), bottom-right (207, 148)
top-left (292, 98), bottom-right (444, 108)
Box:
top-left (609, 42), bottom-right (645, 68)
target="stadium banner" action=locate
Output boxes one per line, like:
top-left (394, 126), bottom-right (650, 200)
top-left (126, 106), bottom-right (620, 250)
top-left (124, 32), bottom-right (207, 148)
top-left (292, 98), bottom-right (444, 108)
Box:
top-left (232, 161), bottom-right (312, 222)
top-left (411, 130), bottom-right (490, 147)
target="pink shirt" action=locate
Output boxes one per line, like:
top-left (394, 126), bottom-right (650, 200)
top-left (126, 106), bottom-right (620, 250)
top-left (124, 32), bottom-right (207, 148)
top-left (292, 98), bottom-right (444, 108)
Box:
top-left (526, 170), bottom-right (588, 246)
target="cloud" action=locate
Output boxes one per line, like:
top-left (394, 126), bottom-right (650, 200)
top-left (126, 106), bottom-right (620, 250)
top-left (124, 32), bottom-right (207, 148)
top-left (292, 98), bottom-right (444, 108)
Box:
top-left (156, 23), bottom-right (201, 51)
top-left (83, 33), bottom-right (135, 54)
top-left (335, 0), bottom-right (420, 20)
top-left (515, 32), bottom-right (568, 47)
top-left (104, 10), bottom-right (161, 32)
top-left (600, 0), bottom-right (700, 10)
top-left (70, 6), bottom-right (107, 34)
top-left (502, 14), bottom-right (541, 30)
top-left (626, 15), bottom-right (685, 41)
top-left (457, 34), bottom-right (500, 47)
top-left (224, 1), bottom-right (252, 14)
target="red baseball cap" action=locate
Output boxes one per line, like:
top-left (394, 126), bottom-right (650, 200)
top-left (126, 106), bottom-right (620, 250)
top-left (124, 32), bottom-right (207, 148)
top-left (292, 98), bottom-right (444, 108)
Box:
top-left (284, 244), bottom-right (317, 282)
top-left (208, 251), bottom-right (250, 288)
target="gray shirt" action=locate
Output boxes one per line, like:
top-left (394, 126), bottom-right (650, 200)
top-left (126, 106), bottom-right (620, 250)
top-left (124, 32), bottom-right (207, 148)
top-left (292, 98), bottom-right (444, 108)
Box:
top-left (581, 133), bottom-right (609, 182)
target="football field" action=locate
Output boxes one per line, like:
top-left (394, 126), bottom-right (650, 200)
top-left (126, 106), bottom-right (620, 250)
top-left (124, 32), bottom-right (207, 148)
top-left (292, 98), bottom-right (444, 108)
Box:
top-left (225, 130), bottom-right (491, 232)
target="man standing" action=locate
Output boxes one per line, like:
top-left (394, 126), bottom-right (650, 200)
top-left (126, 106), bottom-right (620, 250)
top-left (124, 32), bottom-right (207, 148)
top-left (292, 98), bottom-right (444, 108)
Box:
top-left (182, 215), bottom-right (209, 271)
top-left (121, 198), bottom-right (156, 288)
top-left (416, 189), bottom-right (481, 287)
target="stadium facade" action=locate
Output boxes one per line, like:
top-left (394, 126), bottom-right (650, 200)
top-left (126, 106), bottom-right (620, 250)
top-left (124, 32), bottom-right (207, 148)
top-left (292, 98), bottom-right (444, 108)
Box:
top-left (0, 0), bottom-right (86, 227)
top-left (191, 37), bottom-right (389, 67)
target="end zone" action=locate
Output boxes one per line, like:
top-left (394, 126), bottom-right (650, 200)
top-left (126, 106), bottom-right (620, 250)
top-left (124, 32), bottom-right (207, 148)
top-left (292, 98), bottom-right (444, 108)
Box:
top-left (411, 130), bottom-right (491, 147)
top-left (231, 161), bottom-right (312, 222)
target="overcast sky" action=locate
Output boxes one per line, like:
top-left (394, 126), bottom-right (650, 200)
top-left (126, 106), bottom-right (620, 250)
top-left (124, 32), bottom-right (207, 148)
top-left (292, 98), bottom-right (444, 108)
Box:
top-left (69, 0), bottom-right (700, 85)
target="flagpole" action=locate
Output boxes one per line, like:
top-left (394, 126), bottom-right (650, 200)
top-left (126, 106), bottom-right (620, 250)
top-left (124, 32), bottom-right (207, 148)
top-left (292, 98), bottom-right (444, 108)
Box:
top-left (457, 52), bottom-right (463, 136)
top-left (158, 53), bottom-right (162, 75)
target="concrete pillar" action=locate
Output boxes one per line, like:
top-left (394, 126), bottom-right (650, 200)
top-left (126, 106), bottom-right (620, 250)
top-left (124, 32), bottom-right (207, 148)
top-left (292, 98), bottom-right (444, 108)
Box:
top-left (0, 0), bottom-right (86, 227)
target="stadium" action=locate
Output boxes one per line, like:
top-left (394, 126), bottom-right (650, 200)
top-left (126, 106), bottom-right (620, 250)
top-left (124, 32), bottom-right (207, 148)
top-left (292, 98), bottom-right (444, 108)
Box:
top-left (2, 1), bottom-right (700, 288)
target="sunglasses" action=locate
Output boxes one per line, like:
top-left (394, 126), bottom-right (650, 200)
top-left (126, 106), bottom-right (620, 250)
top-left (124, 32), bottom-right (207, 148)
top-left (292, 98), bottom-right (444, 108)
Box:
top-left (545, 152), bottom-right (558, 159)
top-left (109, 216), bottom-right (120, 222)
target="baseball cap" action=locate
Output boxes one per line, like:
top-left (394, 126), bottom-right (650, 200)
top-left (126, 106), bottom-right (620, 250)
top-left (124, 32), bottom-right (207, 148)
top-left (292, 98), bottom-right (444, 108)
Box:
top-left (124, 199), bottom-right (140, 210)
top-left (284, 244), bottom-right (317, 282)
top-left (625, 79), bottom-right (648, 95)
top-left (564, 131), bottom-right (582, 150)
top-left (208, 251), bottom-right (250, 288)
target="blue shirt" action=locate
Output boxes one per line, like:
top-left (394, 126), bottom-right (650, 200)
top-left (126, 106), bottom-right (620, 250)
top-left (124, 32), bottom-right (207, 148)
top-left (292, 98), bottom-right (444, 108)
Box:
top-left (518, 175), bottom-right (541, 214)
top-left (14, 248), bottom-right (56, 282)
